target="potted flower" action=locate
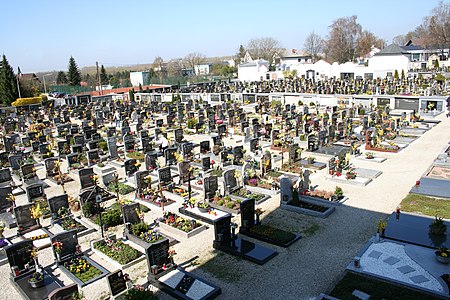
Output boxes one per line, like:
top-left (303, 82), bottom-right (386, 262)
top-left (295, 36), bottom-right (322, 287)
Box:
top-left (197, 201), bottom-right (210, 213)
top-left (28, 271), bottom-right (45, 288)
top-left (307, 156), bottom-right (315, 164)
top-left (377, 218), bottom-right (387, 236)
top-left (365, 152), bottom-right (375, 159)
top-left (429, 216), bottom-right (447, 235)
top-left (435, 247), bottom-right (450, 264)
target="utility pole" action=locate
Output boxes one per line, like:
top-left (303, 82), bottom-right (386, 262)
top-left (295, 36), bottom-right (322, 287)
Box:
top-left (96, 61), bottom-right (102, 95)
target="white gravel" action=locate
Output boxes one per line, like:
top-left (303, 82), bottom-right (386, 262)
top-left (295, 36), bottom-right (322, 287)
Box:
top-left (360, 241), bottom-right (444, 292)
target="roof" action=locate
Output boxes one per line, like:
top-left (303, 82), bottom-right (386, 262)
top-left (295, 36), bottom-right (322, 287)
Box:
top-left (89, 85), bottom-right (169, 96)
top-left (375, 44), bottom-right (408, 56)
top-left (400, 45), bottom-right (424, 51)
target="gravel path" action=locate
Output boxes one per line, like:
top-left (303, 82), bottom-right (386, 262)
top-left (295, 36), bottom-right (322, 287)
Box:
top-left (1, 114), bottom-right (449, 300)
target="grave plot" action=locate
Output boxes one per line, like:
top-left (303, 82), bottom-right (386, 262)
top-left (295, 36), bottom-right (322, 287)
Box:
top-left (66, 153), bottom-right (88, 177)
top-left (19, 163), bottom-right (50, 189)
top-left (279, 177), bottom-right (336, 218)
top-left (283, 144), bottom-right (326, 171)
top-left (26, 183), bottom-right (51, 219)
top-left (121, 202), bottom-right (177, 249)
top-left (134, 168), bottom-right (176, 208)
top-left (239, 156), bottom-right (281, 197)
top-left (325, 155), bottom-right (373, 187)
top-left (156, 211), bottom-right (207, 240)
top-left (223, 168), bottom-right (271, 204)
top-left (146, 239), bottom-right (222, 300)
top-left (365, 128), bottom-right (402, 153)
top-left (91, 234), bottom-right (145, 270)
top-left (347, 239), bottom-right (450, 299)
top-left (355, 152), bottom-right (387, 163)
top-left (203, 175), bottom-right (240, 214)
top-left (383, 212), bottom-right (450, 249)
top-left (238, 198), bottom-right (301, 247)
top-left (44, 158), bottom-right (73, 185)
top-left (47, 194), bottom-right (96, 238)
top-left (0, 185), bottom-right (17, 229)
top-left (78, 189), bottom-right (120, 230)
top-left (410, 177), bottom-right (450, 199)
top-left (212, 214), bottom-right (278, 265)
top-left (6, 240), bottom-right (64, 300)
top-left (51, 230), bottom-right (109, 287)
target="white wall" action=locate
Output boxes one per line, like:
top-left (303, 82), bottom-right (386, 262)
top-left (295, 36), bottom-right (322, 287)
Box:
top-left (369, 55), bottom-right (410, 78)
top-left (130, 72), bottom-right (149, 87)
top-left (238, 61), bottom-right (269, 81)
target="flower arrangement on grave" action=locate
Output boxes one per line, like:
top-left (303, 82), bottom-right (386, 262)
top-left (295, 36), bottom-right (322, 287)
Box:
top-left (123, 285), bottom-right (157, 300)
top-left (61, 218), bottom-right (84, 231)
top-left (345, 168), bottom-right (357, 180)
top-left (30, 203), bottom-right (43, 222)
top-left (28, 271), bottom-right (44, 288)
top-left (365, 152), bottom-right (375, 159)
top-left (307, 156), bottom-right (316, 164)
top-left (436, 247), bottom-right (450, 258)
top-left (171, 187), bottom-right (188, 197)
top-left (64, 256), bottom-right (102, 283)
top-left (68, 196), bottom-right (80, 212)
top-left (90, 175), bottom-right (99, 185)
top-left (168, 247), bottom-right (176, 263)
top-left (131, 222), bottom-right (163, 243)
top-left (197, 201), bottom-right (210, 213)
top-left (53, 241), bottom-right (63, 253)
top-left (6, 193), bottom-right (15, 210)
top-left (377, 218), bottom-right (387, 235)
top-left (30, 234), bottom-right (49, 241)
top-left (213, 195), bottom-right (241, 211)
top-left (161, 211), bottom-right (200, 233)
top-left (429, 216), bottom-right (447, 235)
top-left (135, 207), bottom-right (145, 221)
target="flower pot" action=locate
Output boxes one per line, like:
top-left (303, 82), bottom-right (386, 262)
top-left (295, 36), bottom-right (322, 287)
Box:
top-left (435, 251), bottom-right (450, 264)
top-left (198, 207), bottom-right (210, 213)
top-left (29, 278), bottom-right (45, 288)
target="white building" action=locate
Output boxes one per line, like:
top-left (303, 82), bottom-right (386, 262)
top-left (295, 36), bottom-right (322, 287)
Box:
top-left (130, 71), bottom-right (150, 87)
top-left (194, 64), bottom-right (212, 76)
top-left (368, 44), bottom-right (410, 79)
top-left (238, 60), bottom-right (269, 82)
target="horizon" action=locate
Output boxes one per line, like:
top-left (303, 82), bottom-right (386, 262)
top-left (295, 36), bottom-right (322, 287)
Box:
top-left (1, 0), bottom-right (443, 73)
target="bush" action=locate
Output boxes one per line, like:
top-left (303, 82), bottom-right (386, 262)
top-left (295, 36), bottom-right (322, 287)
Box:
top-left (126, 152), bottom-right (144, 161)
top-left (187, 118), bottom-right (197, 129)
top-left (226, 202), bottom-right (234, 209)
top-left (108, 182), bottom-right (136, 195)
top-left (217, 200), bottom-right (224, 206)
top-left (124, 287), bottom-right (157, 300)
top-left (99, 141), bottom-right (108, 152)
top-left (131, 222), bottom-right (149, 236)
top-left (82, 201), bottom-right (97, 218)
top-left (96, 207), bottom-right (123, 227)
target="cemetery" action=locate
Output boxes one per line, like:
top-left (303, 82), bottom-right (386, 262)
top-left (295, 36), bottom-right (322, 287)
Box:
top-left (0, 78), bottom-right (448, 300)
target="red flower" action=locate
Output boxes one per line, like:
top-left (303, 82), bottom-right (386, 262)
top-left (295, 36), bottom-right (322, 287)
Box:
top-left (211, 160), bottom-right (215, 165)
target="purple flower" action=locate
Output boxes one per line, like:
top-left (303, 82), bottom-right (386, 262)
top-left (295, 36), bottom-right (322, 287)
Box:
top-left (0, 238), bottom-right (8, 248)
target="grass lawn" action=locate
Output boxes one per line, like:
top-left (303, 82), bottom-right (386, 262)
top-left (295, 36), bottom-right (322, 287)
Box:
top-left (330, 272), bottom-right (446, 300)
top-left (400, 194), bottom-right (450, 219)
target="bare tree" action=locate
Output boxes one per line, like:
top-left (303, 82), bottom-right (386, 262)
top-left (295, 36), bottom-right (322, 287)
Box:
top-left (246, 37), bottom-right (282, 64)
top-left (184, 52), bottom-right (206, 72)
top-left (303, 31), bottom-right (324, 62)
top-left (324, 15), bottom-right (362, 63)
top-left (152, 56), bottom-right (164, 83)
top-left (356, 30), bottom-right (385, 57)
top-left (167, 58), bottom-right (185, 77)
top-left (422, 1), bottom-right (450, 50)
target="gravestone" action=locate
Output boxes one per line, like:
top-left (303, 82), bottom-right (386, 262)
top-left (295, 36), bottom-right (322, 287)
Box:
top-left (107, 137), bottom-right (118, 159)
top-left (21, 164), bottom-right (37, 182)
top-left (26, 183), bottom-right (45, 203)
top-left (279, 177), bottom-right (293, 204)
top-left (47, 194), bottom-right (69, 218)
top-left (164, 147), bottom-right (177, 166)
top-left (218, 124), bottom-right (226, 136)
top-left (202, 156), bottom-right (211, 171)
top-left (260, 152), bottom-right (272, 175)
top-left (6, 240), bottom-right (35, 277)
top-left (145, 152), bottom-right (158, 171)
top-left (289, 144), bottom-right (301, 163)
top-left (240, 199), bottom-right (255, 230)
top-left (158, 167), bottom-right (172, 185)
top-left (145, 238), bottom-right (171, 272)
top-left (45, 158), bottom-right (59, 178)
top-left (107, 270), bottom-right (128, 297)
top-left (200, 140), bottom-right (210, 154)
top-left (121, 202), bottom-right (140, 225)
top-left (212, 215), bottom-right (232, 249)
top-left (223, 169), bottom-right (238, 195)
top-left (250, 138), bottom-right (259, 153)
top-left (87, 150), bottom-right (100, 166)
top-left (14, 203), bottom-right (39, 233)
top-left (8, 155), bottom-right (22, 171)
top-left (88, 140), bottom-right (99, 151)
top-left (174, 128), bottom-right (183, 143)
top-left (74, 135), bottom-right (85, 146)
top-left (79, 168), bottom-right (95, 190)
top-left (51, 229), bottom-right (78, 262)
top-left (124, 159), bottom-right (138, 177)
top-left (203, 175), bottom-right (218, 200)
top-left (135, 170), bottom-right (150, 196)
top-left (72, 144), bottom-right (82, 154)
top-left (0, 186), bottom-right (13, 214)
top-left (178, 161), bottom-right (191, 184)
top-left (0, 168), bottom-right (12, 186)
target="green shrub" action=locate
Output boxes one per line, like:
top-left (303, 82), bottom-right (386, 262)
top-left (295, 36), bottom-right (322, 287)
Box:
top-left (108, 182), bottom-right (136, 195)
top-left (124, 287), bottom-right (157, 300)
top-left (131, 222), bottom-right (149, 236)
top-left (94, 240), bottom-right (140, 265)
top-left (82, 201), bottom-right (97, 218)
top-left (99, 141), bottom-right (108, 152)
top-left (226, 202), bottom-right (234, 209)
top-left (187, 118), bottom-right (197, 129)
top-left (217, 200), bottom-right (224, 206)
top-left (96, 207), bottom-right (123, 227)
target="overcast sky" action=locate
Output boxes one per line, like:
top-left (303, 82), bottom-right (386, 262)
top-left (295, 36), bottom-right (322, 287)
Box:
top-left (1, 0), bottom-right (442, 73)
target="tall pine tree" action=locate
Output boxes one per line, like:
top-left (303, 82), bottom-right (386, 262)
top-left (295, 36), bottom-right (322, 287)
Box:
top-left (100, 65), bottom-right (108, 85)
top-left (56, 71), bottom-right (67, 84)
top-left (67, 56), bottom-right (81, 86)
top-left (0, 54), bottom-right (18, 105)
